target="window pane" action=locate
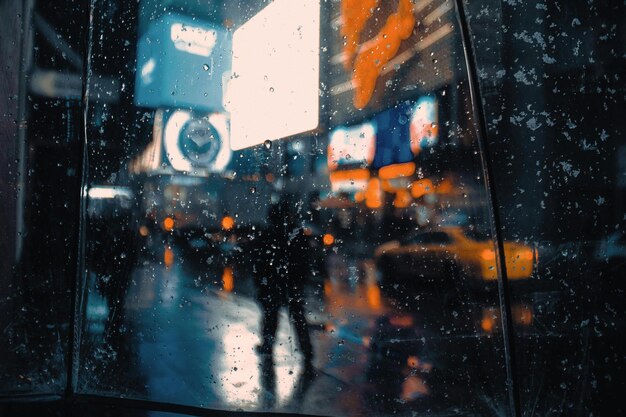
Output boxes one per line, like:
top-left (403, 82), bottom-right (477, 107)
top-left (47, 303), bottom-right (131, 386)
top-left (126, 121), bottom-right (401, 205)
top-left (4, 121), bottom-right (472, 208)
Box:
top-left (466, 0), bottom-right (626, 415)
top-left (76, 0), bottom-right (512, 415)
top-left (0, 0), bottom-right (88, 395)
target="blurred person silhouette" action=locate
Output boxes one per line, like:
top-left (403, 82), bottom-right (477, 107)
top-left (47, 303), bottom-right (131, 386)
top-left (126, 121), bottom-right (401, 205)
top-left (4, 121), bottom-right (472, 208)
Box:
top-left (253, 199), bottom-right (314, 371)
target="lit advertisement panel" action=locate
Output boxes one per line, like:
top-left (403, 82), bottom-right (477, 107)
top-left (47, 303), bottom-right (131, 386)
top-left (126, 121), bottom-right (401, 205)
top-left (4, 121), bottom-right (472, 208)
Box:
top-left (329, 169), bottom-right (370, 193)
top-left (372, 103), bottom-right (414, 169)
top-left (163, 110), bottom-right (231, 174)
top-left (326, 0), bottom-right (457, 127)
top-left (371, 96), bottom-right (438, 169)
top-left (410, 96), bottom-right (438, 152)
top-left (228, 0), bottom-right (320, 150)
top-left (328, 122), bottom-right (376, 171)
top-left (134, 14), bottom-right (231, 112)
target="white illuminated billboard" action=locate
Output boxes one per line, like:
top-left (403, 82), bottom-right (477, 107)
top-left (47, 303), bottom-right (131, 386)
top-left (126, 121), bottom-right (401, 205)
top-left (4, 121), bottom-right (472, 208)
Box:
top-left (227, 0), bottom-right (320, 150)
top-left (328, 122), bottom-right (377, 171)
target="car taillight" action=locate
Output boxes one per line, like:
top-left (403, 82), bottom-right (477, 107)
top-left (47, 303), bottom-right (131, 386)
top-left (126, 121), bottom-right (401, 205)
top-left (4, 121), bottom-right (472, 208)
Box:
top-left (481, 249), bottom-right (495, 261)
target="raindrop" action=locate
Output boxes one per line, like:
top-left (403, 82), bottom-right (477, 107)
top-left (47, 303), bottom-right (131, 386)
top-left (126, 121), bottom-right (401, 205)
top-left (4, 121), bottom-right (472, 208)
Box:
top-left (263, 140), bottom-right (272, 149)
top-left (269, 87), bottom-right (274, 92)
top-left (202, 63), bottom-right (210, 71)
top-left (250, 187), bottom-right (256, 194)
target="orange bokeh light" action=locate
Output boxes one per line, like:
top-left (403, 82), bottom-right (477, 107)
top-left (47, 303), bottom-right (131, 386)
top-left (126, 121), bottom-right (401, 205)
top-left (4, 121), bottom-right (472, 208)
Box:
top-left (164, 246), bottom-right (174, 268)
top-left (221, 216), bottom-right (235, 231)
top-left (436, 178), bottom-right (454, 194)
top-left (481, 316), bottom-right (495, 333)
top-left (222, 266), bottom-right (234, 293)
top-left (162, 217), bottom-right (175, 231)
top-left (411, 178), bottom-right (434, 198)
top-left (365, 178), bottom-right (383, 209)
top-left (329, 168), bottom-right (370, 183)
top-left (378, 162), bottom-right (416, 180)
top-left (366, 284), bottom-right (382, 311)
top-left (393, 189), bottom-right (412, 208)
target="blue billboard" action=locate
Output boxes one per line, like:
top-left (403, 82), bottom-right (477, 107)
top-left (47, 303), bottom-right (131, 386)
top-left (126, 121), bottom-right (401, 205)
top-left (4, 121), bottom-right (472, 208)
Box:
top-left (372, 103), bottom-right (414, 169)
top-left (134, 14), bottom-right (231, 112)
top-left (372, 97), bottom-right (438, 169)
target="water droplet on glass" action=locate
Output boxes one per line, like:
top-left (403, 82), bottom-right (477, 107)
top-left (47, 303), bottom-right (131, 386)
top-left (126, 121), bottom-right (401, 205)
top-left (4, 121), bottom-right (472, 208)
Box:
top-left (269, 87), bottom-right (274, 92)
top-left (202, 63), bottom-right (210, 71)
top-left (263, 140), bottom-right (272, 149)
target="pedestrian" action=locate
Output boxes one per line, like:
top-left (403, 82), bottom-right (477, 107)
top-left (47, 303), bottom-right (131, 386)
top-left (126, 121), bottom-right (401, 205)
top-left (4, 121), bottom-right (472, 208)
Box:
top-left (253, 203), bottom-right (286, 354)
top-left (253, 200), bottom-right (314, 369)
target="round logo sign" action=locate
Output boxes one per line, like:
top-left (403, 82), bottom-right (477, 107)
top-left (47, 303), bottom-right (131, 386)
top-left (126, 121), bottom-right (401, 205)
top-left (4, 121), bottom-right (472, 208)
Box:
top-left (179, 117), bottom-right (222, 166)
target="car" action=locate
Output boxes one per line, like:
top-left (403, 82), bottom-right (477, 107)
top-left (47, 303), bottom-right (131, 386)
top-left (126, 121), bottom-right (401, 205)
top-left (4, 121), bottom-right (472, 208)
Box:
top-left (374, 226), bottom-right (535, 291)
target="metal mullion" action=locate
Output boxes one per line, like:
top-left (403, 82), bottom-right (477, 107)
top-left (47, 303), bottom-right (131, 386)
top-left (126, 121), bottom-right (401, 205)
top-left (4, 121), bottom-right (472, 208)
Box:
top-left (453, 1), bottom-right (522, 416)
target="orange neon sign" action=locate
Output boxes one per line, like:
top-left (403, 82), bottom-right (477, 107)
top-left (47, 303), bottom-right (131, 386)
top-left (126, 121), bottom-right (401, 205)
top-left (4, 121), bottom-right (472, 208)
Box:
top-left (378, 162), bottom-right (416, 179)
top-left (329, 168), bottom-right (370, 183)
top-left (341, 0), bottom-right (416, 109)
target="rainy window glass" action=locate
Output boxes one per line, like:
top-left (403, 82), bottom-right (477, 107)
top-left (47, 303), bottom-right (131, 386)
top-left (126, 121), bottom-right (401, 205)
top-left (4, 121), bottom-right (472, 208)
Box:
top-left (465, 0), bottom-right (626, 415)
top-left (1, 1), bottom-right (87, 395)
top-left (402, 232), bottom-right (453, 245)
top-left (1, 0), bottom-right (623, 416)
top-left (74, 1), bottom-right (512, 414)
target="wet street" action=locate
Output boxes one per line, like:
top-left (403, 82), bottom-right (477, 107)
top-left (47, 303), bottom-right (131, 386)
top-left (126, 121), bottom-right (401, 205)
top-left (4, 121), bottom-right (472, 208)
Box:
top-left (79, 237), bottom-right (501, 417)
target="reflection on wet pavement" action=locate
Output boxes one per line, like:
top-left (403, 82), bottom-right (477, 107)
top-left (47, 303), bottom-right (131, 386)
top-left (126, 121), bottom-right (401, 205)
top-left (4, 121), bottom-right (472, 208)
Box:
top-left (80, 236), bottom-right (507, 417)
